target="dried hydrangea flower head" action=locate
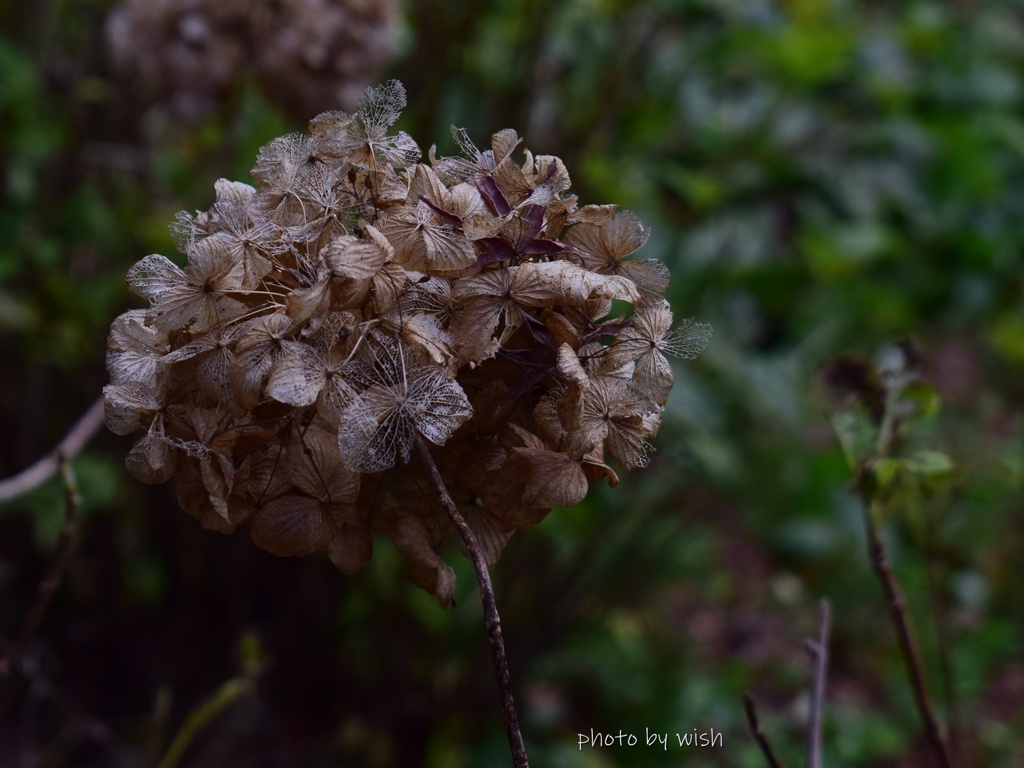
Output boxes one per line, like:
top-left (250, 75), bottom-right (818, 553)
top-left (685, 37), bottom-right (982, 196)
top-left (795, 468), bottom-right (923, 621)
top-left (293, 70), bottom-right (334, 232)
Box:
top-left (106, 81), bottom-right (711, 606)
top-left (107, 0), bottom-right (398, 122)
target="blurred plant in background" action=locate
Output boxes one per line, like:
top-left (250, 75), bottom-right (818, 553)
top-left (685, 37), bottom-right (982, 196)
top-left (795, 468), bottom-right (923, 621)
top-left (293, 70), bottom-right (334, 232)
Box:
top-left (2, 0), bottom-right (1023, 766)
top-left (107, 0), bottom-right (399, 122)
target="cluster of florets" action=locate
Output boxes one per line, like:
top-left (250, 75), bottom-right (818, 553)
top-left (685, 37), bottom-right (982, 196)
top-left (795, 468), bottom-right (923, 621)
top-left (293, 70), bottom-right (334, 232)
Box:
top-left (106, 0), bottom-right (397, 121)
top-left (105, 82), bottom-right (710, 604)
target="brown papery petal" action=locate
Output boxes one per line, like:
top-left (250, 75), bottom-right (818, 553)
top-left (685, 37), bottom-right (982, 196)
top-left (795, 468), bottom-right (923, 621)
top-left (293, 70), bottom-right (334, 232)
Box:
top-left (506, 447), bottom-right (588, 515)
top-left (510, 261), bottom-right (639, 308)
top-left (250, 494), bottom-right (337, 556)
top-left (390, 514), bottom-right (457, 606)
top-left (328, 526), bottom-right (373, 574)
top-left (266, 341), bottom-right (326, 406)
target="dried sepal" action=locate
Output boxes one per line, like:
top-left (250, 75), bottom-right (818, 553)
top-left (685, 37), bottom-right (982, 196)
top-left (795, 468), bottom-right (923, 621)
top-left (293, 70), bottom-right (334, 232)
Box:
top-left (509, 261), bottom-right (641, 308)
top-left (128, 240), bottom-right (248, 333)
top-left (484, 445), bottom-right (588, 526)
top-left (337, 341), bottom-right (471, 473)
top-left (230, 313), bottom-right (293, 409)
top-left (328, 524), bottom-right (374, 574)
top-left (125, 422), bottom-right (177, 484)
top-left (273, 336), bottom-right (362, 425)
top-left (605, 298), bottom-right (713, 406)
top-left (450, 269), bottom-right (520, 360)
top-left (170, 406), bottom-right (245, 521)
top-left (103, 382), bottom-right (163, 435)
top-left (390, 513), bottom-right (456, 607)
top-left (250, 425), bottom-right (360, 556)
top-left (175, 461), bottom-right (253, 535)
top-left (324, 80), bottom-right (420, 169)
top-left (382, 165), bottom-right (481, 272)
top-left (107, 309), bottom-right (169, 387)
top-left (462, 502), bottom-right (516, 568)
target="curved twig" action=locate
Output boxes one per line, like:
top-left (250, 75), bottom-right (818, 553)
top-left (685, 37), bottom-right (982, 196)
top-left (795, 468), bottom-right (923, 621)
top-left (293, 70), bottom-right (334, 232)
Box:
top-left (863, 501), bottom-right (953, 768)
top-left (156, 677), bottom-right (252, 768)
top-left (0, 394), bottom-right (105, 503)
top-left (742, 693), bottom-right (785, 768)
top-left (807, 598), bottom-right (831, 768)
top-left (847, 366), bottom-right (955, 768)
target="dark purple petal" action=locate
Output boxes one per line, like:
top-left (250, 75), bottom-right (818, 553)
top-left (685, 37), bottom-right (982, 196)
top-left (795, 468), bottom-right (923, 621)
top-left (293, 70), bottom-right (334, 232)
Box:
top-left (522, 204), bottom-right (545, 239)
top-left (476, 176), bottom-right (512, 217)
top-left (420, 196), bottom-right (463, 225)
top-left (521, 238), bottom-right (567, 256)
top-left (472, 237), bottom-right (518, 268)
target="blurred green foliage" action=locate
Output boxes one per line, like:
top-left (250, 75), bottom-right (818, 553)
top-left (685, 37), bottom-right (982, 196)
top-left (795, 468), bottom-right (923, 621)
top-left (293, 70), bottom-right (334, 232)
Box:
top-left (2, 0), bottom-right (1023, 765)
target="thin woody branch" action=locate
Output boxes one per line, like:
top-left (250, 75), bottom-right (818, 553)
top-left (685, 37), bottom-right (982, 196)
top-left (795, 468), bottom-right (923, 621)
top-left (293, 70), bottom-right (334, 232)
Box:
top-left (0, 395), bottom-right (105, 503)
top-left (862, 500), bottom-right (953, 768)
top-left (831, 354), bottom-right (956, 768)
top-left (742, 693), bottom-right (785, 768)
top-left (806, 598), bottom-right (831, 768)
top-left (854, 371), bottom-right (954, 768)
top-left (414, 436), bottom-right (529, 768)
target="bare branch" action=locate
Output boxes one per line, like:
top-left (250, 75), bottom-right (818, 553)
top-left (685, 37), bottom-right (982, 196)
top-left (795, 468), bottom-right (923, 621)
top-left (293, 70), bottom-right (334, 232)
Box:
top-left (925, 504), bottom-right (961, 765)
top-left (807, 598), bottom-right (831, 768)
top-left (414, 436), bottom-right (529, 768)
top-left (742, 693), bottom-right (786, 768)
top-left (844, 356), bottom-right (955, 768)
top-left (0, 395), bottom-right (105, 503)
top-left (863, 503), bottom-right (953, 768)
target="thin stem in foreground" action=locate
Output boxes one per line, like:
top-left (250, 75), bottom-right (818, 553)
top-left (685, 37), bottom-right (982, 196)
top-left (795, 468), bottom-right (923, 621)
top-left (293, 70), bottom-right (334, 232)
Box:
top-left (742, 693), bottom-right (786, 768)
top-left (414, 437), bottom-right (529, 768)
top-left (156, 677), bottom-right (250, 768)
top-left (925, 507), bottom-right (961, 764)
top-left (0, 394), bottom-right (105, 502)
top-left (806, 598), bottom-right (831, 768)
top-left (847, 365), bottom-right (955, 768)
top-left (862, 501), bottom-right (953, 768)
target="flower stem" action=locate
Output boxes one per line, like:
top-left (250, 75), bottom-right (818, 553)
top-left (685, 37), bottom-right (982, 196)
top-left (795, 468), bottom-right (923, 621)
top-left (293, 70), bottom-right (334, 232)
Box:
top-left (0, 394), bottom-right (105, 502)
top-left (807, 598), bottom-right (831, 768)
top-left (742, 693), bottom-right (786, 768)
top-left (862, 499), bottom-right (953, 768)
top-left (156, 677), bottom-right (250, 768)
top-left (854, 376), bottom-right (954, 768)
top-left (414, 437), bottom-right (529, 768)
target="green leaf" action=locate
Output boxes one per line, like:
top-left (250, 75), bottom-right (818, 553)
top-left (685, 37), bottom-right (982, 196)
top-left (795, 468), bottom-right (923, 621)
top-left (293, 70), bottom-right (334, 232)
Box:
top-left (900, 382), bottom-right (941, 419)
top-left (874, 457), bottom-right (903, 492)
top-left (903, 450), bottom-right (954, 478)
top-left (830, 411), bottom-right (876, 470)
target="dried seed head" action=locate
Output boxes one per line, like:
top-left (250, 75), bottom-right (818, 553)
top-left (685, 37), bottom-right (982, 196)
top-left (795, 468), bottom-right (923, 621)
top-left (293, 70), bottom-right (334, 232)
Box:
top-left (106, 80), bottom-right (710, 605)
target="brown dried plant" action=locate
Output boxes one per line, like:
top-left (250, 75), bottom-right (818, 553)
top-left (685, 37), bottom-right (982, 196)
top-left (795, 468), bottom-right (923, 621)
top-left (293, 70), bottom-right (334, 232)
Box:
top-left (106, 80), bottom-right (710, 764)
top-left (107, 0), bottom-right (398, 121)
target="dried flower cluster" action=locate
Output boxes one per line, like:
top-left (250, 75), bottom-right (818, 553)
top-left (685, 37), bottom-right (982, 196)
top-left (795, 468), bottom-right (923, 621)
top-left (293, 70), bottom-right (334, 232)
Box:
top-left (105, 81), bottom-right (711, 604)
top-left (107, 0), bottom-right (398, 121)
